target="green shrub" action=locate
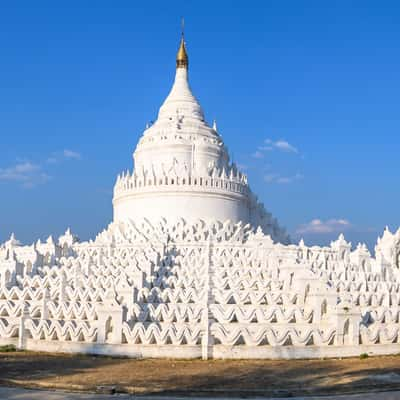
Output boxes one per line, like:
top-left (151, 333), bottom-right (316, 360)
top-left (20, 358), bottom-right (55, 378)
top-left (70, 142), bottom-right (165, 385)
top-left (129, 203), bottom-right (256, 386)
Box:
top-left (359, 353), bottom-right (369, 359)
top-left (0, 344), bottom-right (17, 352)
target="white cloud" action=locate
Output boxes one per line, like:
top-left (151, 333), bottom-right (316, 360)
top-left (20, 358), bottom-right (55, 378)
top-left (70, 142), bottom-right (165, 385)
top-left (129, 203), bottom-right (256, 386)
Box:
top-left (276, 177), bottom-right (293, 184)
top-left (251, 150), bottom-right (264, 159)
top-left (46, 157), bottom-right (58, 164)
top-left (252, 139), bottom-right (299, 161)
top-left (264, 172), bottom-right (303, 184)
top-left (63, 149), bottom-right (81, 160)
top-left (257, 145), bottom-right (273, 152)
top-left (296, 219), bottom-right (351, 234)
top-left (0, 161), bottom-right (50, 188)
top-left (1, 149), bottom-right (81, 188)
top-left (274, 140), bottom-right (298, 153)
top-left (47, 149), bottom-right (82, 164)
top-left (264, 139), bottom-right (298, 153)
top-left (264, 173), bottom-right (279, 183)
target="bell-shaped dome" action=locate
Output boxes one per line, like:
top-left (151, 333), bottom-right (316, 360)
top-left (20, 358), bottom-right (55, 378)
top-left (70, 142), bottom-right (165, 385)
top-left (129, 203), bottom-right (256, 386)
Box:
top-left (157, 38), bottom-right (205, 123)
top-left (134, 36), bottom-right (226, 177)
top-left (113, 33), bottom-right (289, 244)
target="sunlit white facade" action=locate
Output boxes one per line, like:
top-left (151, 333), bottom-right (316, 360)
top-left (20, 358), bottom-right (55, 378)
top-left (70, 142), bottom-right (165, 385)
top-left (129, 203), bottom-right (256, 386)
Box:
top-left (0, 37), bottom-right (399, 359)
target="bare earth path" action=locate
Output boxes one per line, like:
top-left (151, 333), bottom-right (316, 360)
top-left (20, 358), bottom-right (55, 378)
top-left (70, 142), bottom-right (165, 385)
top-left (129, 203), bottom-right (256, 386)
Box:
top-left (2, 352), bottom-right (400, 397)
top-left (0, 387), bottom-right (400, 400)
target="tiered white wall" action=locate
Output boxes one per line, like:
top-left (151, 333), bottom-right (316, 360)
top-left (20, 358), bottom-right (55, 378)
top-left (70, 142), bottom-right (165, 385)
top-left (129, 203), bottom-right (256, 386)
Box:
top-left (0, 221), bottom-right (399, 359)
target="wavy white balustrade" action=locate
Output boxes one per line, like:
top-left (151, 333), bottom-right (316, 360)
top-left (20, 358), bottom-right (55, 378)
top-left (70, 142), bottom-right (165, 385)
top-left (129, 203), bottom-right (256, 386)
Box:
top-left (0, 220), bottom-right (400, 358)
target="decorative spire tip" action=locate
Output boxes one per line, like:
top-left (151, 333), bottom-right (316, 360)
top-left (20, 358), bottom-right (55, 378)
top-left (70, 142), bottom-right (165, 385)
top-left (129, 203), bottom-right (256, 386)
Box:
top-left (176, 19), bottom-right (188, 69)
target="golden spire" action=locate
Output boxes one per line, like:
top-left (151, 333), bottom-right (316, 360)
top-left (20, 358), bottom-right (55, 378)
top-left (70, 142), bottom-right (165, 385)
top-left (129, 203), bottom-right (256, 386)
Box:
top-left (176, 18), bottom-right (188, 69)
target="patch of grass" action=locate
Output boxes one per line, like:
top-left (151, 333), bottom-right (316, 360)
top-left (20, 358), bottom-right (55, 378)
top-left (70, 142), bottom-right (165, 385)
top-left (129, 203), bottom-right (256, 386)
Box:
top-left (359, 353), bottom-right (369, 360)
top-left (0, 344), bottom-right (17, 352)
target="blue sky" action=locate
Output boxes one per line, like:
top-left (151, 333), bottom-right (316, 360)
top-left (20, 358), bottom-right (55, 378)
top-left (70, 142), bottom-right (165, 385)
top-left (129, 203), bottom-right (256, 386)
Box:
top-left (0, 1), bottom-right (399, 250)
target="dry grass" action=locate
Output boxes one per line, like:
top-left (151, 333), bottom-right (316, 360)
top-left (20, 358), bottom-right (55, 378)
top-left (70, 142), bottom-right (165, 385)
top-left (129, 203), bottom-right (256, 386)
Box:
top-left (0, 352), bottom-right (400, 396)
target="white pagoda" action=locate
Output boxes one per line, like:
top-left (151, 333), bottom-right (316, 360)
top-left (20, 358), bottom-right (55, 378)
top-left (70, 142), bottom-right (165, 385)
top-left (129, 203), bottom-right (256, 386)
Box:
top-left (113, 36), bottom-right (288, 243)
top-left (0, 35), bottom-right (400, 359)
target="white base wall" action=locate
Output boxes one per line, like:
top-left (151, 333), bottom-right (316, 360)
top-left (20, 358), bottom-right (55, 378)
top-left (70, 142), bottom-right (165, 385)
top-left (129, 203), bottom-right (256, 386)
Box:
top-left (5, 338), bottom-right (400, 360)
top-left (113, 190), bottom-right (250, 225)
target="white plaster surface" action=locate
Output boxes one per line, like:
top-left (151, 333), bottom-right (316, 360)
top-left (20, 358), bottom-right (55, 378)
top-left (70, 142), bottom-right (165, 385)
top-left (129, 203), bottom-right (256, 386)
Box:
top-left (113, 53), bottom-right (288, 242)
top-left (1, 39), bottom-right (400, 360)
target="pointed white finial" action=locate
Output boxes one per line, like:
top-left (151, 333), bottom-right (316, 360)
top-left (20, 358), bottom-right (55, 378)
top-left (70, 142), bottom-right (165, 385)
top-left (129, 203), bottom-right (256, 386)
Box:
top-left (212, 119), bottom-right (218, 131)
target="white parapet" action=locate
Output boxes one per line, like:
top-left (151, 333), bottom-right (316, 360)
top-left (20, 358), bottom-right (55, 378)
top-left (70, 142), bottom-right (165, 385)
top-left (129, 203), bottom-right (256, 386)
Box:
top-left (0, 220), bottom-right (399, 359)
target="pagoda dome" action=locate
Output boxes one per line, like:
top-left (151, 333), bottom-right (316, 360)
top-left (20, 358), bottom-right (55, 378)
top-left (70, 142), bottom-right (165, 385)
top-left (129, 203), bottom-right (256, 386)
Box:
top-left (113, 34), bottom-right (288, 244)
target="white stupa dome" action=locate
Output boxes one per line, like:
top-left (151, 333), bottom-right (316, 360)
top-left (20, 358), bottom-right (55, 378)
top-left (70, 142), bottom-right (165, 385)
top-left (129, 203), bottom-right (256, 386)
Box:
top-left (113, 36), bottom-right (289, 244)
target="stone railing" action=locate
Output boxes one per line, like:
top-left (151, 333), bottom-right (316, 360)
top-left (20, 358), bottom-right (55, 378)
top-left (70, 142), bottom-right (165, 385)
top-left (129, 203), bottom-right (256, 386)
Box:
top-left (2, 220), bottom-right (400, 359)
top-left (114, 173), bottom-right (249, 198)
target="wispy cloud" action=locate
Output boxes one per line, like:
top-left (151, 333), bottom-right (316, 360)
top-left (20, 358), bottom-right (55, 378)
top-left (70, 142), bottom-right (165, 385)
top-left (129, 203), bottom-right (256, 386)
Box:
top-left (251, 150), bottom-right (264, 159)
top-left (264, 139), bottom-right (299, 154)
top-left (296, 218), bottom-right (351, 234)
top-left (47, 149), bottom-right (82, 164)
top-left (63, 149), bottom-right (81, 160)
top-left (1, 149), bottom-right (82, 188)
top-left (0, 161), bottom-right (50, 188)
top-left (257, 145), bottom-right (273, 152)
top-left (251, 138), bottom-right (299, 162)
top-left (264, 172), bottom-right (304, 184)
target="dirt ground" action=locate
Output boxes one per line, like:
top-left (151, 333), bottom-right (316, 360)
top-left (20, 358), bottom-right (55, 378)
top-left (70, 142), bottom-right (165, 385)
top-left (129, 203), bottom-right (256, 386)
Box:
top-left (1, 352), bottom-right (400, 397)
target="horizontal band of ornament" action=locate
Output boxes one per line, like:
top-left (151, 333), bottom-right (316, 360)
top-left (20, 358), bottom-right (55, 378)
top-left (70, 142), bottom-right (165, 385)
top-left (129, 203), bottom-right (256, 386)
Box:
top-left (114, 175), bottom-right (248, 197)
